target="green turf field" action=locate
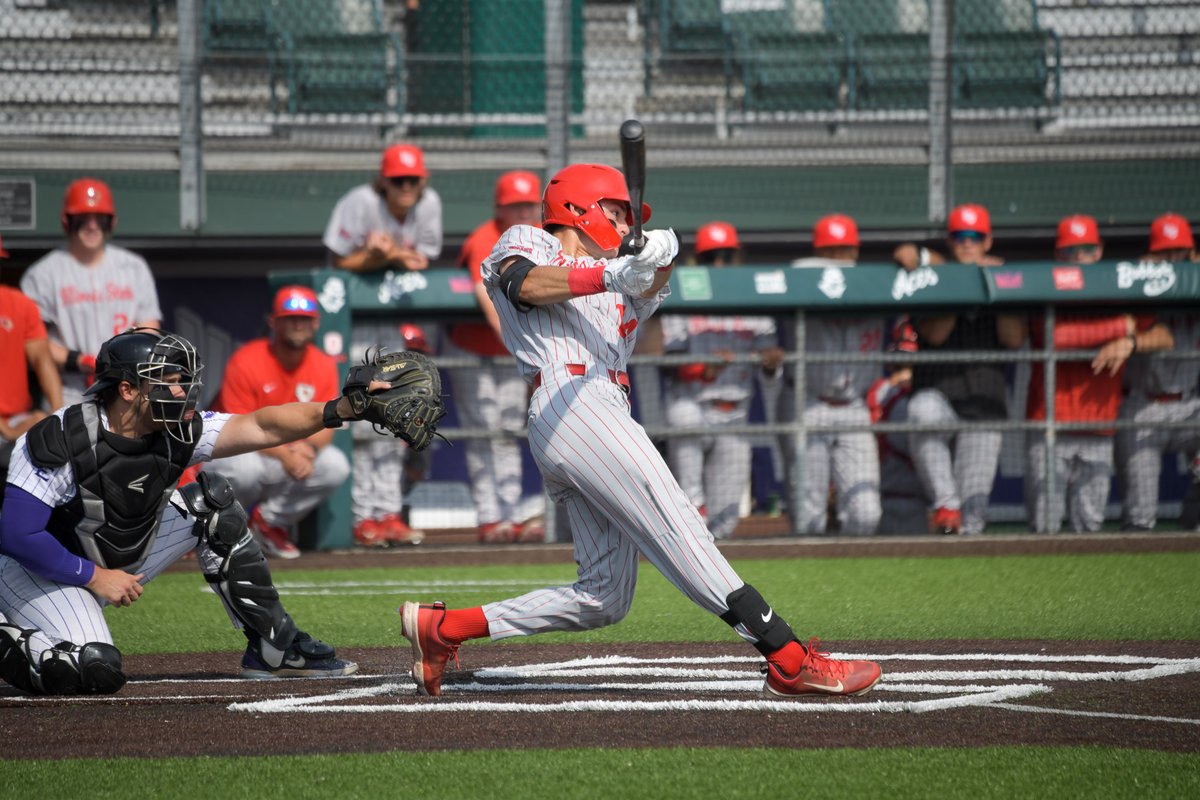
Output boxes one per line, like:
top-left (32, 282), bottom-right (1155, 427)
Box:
top-left (5, 550), bottom-right (1199, 797)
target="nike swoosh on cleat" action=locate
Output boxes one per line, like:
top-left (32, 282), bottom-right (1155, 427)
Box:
top-left (802, 680), bottom-right (844, 693)
top-left (761, 608), bottom-right (773, 623)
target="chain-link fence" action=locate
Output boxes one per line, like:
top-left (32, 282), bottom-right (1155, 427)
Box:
top-left (1, 0), bottom-right (1198, 236)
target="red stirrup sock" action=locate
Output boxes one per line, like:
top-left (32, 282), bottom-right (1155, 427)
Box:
top-left (440, 606), bottom-right (490, 643)
top-left (766, 639), bottom-right (807, 673)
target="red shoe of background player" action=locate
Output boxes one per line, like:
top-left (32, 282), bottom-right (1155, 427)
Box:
top-left (932, 506), bottom-right (962, 535)
top-left (400, 601), bottom-right (460, 697)
top-left (764, 639), bottom-right (881, 697)
top-left (353, 518), bottom-right (389, 549)
top-left (380, 514), bottom-right (425, 546)
top-left (514, 517), bottom-right (546, 543)
top-left (477, 521), bottom-right (517, 543)
top-left (249, 508), bottom-right (300, 559)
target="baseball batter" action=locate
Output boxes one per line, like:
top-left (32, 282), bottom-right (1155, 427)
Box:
top-left (662, 221), bottom-right (783, 539)
top-left (323, 143), bottom-right (442, 545)
top-left (1116, 214), bottom-right (1200, 530)
top-left (399, 163), bottom-right (881, 700)
top-left (0, 328), bottom-right (363, 695)
top-left (781, 214), bottom-right (882, 535)
top-left (20, 178), bottom-right (162, 406)
top-left (445, 171), bottom-right (543, 542)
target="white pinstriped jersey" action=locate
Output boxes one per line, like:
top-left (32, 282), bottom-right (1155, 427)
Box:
top-left (661, 315), bottom-right (777, 403)
top-left (322, 184), bottom-right (443, 260)
top-left (5, 407), bottom-right (230, 507)
top-left (480, 225), bottom-right (668, 382)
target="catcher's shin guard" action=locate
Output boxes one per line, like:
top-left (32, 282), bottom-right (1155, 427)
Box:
top-left (182, 471), bottom-right (299, 662)
top-left (0, 623), bottom-right (41, 693)
top-left (720, 584), bottom-right (797, 656)
top-left (39, 641), bottom-right (127, 695)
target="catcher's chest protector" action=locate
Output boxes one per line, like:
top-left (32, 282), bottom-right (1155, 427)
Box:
top-left (25, 404), bottom-right (200, 571)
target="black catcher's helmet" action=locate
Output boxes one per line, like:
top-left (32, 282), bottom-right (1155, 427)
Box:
top-left (86, 327), bottom-right (204, 443)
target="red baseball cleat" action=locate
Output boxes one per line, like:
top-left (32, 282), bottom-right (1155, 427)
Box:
top-left (932, 506), bottom-right (963, 535)
top-left (249, 508), bottom-right (300, 559)
top-left (477, 520), bottom-right (517, 543)
top-left (764, 639), bottom-right (881, 697)
top-left (380, 514), bottom-right (425, 546)
top-left (400, 601), bottom-right (460, 697)
top-left (353, 518), bottom-right (389, 548)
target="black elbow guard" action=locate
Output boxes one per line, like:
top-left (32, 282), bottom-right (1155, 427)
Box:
top-left (496, 256), bottom-right (537, 313)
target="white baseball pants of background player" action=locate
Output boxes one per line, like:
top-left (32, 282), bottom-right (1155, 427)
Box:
top-left (349, 320), bottom-right (410, 524)
top-left (1115, 394), bottom-right (1200, 529)
top-left (907, 388), bottom-right (1003, 535)
top-left (443, 340), bottom-right (527, 528)
top-left (665, 393), bottom-right (752, 540)
top-left (1024, 433), bottom-right (1113, 533)
top-left (799, 400), bottom-right (881, 535)
top-left (205, 446), bottom-right (350, 528)
top-left (481, 364), bottom-right (744, 637)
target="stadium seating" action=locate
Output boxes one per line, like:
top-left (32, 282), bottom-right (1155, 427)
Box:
top-left (203, 0), bottom-right (272, 53)
top-left (736, 29), bottom-right (850, 112)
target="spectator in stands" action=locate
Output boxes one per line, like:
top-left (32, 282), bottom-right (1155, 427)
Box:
top-left (892, 204), bottom-right (1026, 534)
top-left (662, 221), bottom-right (784, 539)
top-left (322, 143), bottom-right (442, 547)
top-left (1116, 213), bottom-right (1200, 531)
top-left (446, 171), bottom-right (545, 543)
top-left (1025, 215), bottom-right (1170, 533)
top-left (780, 214), bottom-right (882, 535)
top-left (0, 235), bottom-right (64, 499)
top-left (20, 178), bottom-right (162, 407)
top-left (204, 286), bottom-right (351, 558)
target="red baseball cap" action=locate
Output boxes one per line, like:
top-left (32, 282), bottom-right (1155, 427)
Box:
top-left (399, 322), bottom-right (431, 354)
top-left (380, 144), bottom-right (428, 178)
top-left (1056, 214), bottom-right (1101, 249)
top-left (272, 285), bottom-right (320, 319)
top-left (1149, 213), bottom-right (1194, 253)
top-left (813, 214), bottom-right (860, 248)
top-left (695, 221), bottom-right (740, 254)
top-left (947, 204), bottom-right (991, 235)
top-left (495, 170), bottom-right (542, 207)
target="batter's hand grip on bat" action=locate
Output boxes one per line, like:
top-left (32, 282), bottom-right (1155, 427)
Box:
top-left (620, 119), bottom-right (646, 254)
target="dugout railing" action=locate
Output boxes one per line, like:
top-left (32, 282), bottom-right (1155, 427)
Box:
top-left (268, 259), bottom-right (1200, 547)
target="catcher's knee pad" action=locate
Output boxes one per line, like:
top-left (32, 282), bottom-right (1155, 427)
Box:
top-left (205, 533), bottom-right (297, 657)
top-left (721, 584), bottom-right (795, 656)
top-left (0, 623), bottom-right (41, 694)
top-left (180, 470), bottom-right (249, 547)
top-left (39, 641), bottom-right (127, 695)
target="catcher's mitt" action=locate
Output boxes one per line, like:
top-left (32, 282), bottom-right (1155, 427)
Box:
top-left (342, 349), bottom-right (446, 451)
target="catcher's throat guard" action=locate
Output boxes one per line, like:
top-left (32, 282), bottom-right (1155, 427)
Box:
top-left (342, 349), bottom-right (447, 451)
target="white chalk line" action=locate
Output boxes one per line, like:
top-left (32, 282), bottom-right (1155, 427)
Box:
top-left (991, 702), bottom-right (1200, 726)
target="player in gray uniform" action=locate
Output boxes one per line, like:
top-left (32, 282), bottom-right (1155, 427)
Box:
top-left (398, 163), bottom-right (881, 701)
top-left (323, 143), bottom-right (442, 545)
top-left (0, 328), bottom-right (371, 695)
top-left (1116, 214), bottom-right (1200, 531)
top-left (893, 204), bottom-right (1026, 535)
top-left (20, 178), bottom-right (162, 407)
top-left (782, 214), bottom-right (882, 535)
top-left (662, 221), bottom-right (783, 539)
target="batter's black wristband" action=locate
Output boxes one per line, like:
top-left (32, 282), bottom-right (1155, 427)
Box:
top-left (65, 349), bottom-right (82, 373)
top-left (322, 399), bottom-right (346, 429)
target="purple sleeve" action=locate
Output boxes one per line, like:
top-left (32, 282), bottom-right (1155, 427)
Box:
top-left (0, 485), bottom-right (95, 586)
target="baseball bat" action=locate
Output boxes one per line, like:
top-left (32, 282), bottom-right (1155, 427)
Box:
top-left (619, 119), bottom-right (646, 254)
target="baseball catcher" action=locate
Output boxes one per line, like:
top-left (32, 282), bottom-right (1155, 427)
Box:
top-left (341, 348), bottom-right (446, 451)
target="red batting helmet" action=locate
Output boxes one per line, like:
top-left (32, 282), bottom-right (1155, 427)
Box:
top-left (695, 221), bottom-right (739, 255)
top-left (813, 214), bottom-right (860, 248)
top-left (947, 204), bottom-right (991, 236)
top-left (399, 323), bottom-right (430, 354)
top-left (542, 163), bottom-right (651, 252)
top-left (380, 144), bottom-right (427, 178)
top-left (1056, 214), bottom-right (1101, 249)
top-left (1149, 213), bottom-right (1194, 253)
top-left (62, 177), bottom-right (116, 231)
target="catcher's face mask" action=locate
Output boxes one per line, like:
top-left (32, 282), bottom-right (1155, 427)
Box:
top-left (138, 334), bottom-right (204, 443)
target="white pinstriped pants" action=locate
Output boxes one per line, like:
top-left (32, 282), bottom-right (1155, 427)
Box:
top-left (483, 364), bottom-right (745, 639)
top-left (0, 499), bottom-right (223, 663)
